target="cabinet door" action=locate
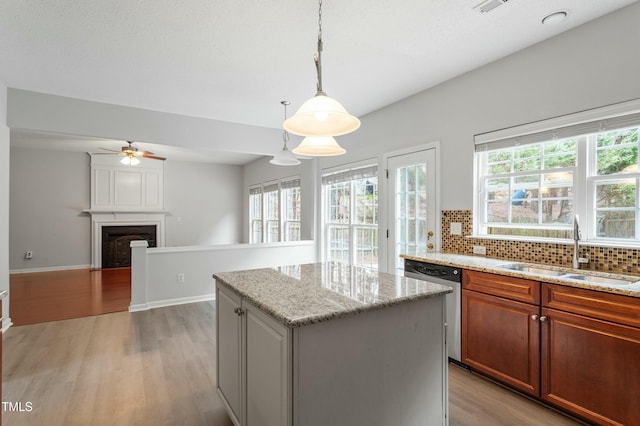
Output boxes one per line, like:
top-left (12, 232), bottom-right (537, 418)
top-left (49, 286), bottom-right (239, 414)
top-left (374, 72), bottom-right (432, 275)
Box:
top-left (541, 308), bottom-right (640, 426)
top-left (244, 302), bottom-right (291, 426)
top-left (217, 286), bottom-right (242, 424)
top-left (462, 289), bottom-right (540, 396)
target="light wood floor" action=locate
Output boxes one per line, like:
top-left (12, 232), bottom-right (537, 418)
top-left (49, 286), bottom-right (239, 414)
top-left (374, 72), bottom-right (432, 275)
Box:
top-left (3, 301), bottom-right (582, 426)
top-left (10, 268), bottom-right (131, 325)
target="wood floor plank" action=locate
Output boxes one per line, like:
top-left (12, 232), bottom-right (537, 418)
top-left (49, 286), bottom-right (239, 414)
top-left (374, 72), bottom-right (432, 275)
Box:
top-left (2, 301), bottom-right (582, 425)
top-left (10, 268), bottom-right (131, 326)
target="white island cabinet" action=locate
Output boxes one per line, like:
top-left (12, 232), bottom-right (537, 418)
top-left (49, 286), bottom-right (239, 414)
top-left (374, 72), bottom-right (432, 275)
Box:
top-left (214, 262), bottom-right (451, 426)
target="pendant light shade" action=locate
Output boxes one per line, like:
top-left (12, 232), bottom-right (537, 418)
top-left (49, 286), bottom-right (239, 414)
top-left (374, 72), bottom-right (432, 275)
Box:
top-left (271, 101), bottom-right (301, 166)
top-left (292, 136), bottom-right (346, 157)
top-left (285, 0), bottom-right (359, 155)
top-left (270, 141), bottom-right (301, 166)
top-left (284, 93), bottom-right (360, 137)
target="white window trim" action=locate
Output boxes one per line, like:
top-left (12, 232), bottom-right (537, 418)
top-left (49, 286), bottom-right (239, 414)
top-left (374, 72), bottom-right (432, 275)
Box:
top-left (249, 175), bottom-right (301, 244)
top-left (473, 98), bottom-right (640, 247)
top-left (321, 159), bottom-right (379, 267)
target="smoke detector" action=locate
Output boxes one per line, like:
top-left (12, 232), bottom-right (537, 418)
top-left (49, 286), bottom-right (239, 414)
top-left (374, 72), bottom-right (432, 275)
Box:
top-left (474, 0), bottom-right (509, 14)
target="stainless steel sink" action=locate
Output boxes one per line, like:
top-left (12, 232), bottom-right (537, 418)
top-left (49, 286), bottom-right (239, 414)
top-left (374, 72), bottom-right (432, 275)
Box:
top-left (498, 264), bottom-right (566, 276)
top-left (561, 274), bottom-right (636, 286)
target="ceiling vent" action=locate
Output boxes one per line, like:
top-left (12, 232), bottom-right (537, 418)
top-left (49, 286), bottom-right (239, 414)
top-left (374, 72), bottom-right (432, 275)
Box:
top-left (474, 0), bottom-right (509, 14)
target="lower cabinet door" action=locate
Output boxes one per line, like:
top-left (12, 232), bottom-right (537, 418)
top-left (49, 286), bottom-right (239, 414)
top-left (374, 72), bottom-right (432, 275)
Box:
top-left (541, 308), bottom-right (640, 426)
top-left (462, 289), bottom-right (541, 396)
top-left (244, 303), bottom-right (291, 426)
top-left (217, 286), bottom-right (242, 424)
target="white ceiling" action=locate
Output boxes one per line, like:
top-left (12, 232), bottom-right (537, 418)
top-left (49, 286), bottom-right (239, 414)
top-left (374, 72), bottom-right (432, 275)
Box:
top-left (1, 0), bottom-right (637, 164)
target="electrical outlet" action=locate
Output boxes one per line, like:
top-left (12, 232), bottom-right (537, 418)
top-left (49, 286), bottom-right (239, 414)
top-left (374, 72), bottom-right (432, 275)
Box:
top-left (450, 222), bottom-right (462, 235)
top-left (25, 250), bottom-right (33, 259)
top-left (473, 245), bottom-right (487, 255)
top-left (177, 273), bottom-right (185, 284)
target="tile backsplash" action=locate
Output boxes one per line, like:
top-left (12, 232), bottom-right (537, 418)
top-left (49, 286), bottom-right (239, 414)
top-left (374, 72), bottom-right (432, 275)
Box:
top-left (441, 210), bottom-right (640, 275)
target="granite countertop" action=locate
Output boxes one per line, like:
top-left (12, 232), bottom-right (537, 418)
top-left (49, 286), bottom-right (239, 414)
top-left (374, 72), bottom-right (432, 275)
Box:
top-left (401, 251), bottom-right (640, 298)
top-left (213, 262), bottom-right (452, 328)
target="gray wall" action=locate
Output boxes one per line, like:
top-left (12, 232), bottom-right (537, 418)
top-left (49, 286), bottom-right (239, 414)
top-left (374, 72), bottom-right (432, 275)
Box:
top-left (310, 3), bottom-right (640, 211)
top-left (10, 148), bottom-right (91, 270)
top-left (164, 160), bottom-right (243, 246)
top-left (9, 147), bottom-right (245, 271)
top-left (0, 82), bottom-right (10, 325)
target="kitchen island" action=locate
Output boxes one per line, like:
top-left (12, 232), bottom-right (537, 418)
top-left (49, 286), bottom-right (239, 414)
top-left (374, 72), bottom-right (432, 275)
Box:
top-left (213, 262), bottom-right (451, 426)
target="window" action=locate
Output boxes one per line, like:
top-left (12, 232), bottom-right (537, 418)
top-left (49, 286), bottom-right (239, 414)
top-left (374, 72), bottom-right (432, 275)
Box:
top-left (249, 177), bottom-right (301, 243)
top-left (475, 103), bottom-right (640, 243)
top-left (323, 164), bottom-right (378, 268)
top-left (249, 186), bottom-right (263, 243)
top-left (264, 182), bottom-right (280, 243)
top-left (281, 178), bottom-right (301, 241)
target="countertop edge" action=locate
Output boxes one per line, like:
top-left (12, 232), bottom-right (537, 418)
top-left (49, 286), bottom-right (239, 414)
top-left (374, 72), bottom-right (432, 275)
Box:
top-left (401, 253), bottom-right (640, 298)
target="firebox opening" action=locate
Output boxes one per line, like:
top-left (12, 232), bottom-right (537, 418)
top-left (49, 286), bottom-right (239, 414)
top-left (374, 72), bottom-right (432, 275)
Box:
top-left (101, 225), bottom-right (157, 268)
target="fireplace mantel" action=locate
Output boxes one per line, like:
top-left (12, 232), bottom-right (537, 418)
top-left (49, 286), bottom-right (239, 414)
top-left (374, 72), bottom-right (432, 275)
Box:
top-left (88, 154), bottom-right (167, 268)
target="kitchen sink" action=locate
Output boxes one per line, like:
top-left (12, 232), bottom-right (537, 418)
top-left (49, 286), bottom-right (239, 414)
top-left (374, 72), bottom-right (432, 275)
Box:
top-left (561, 274), bottom-right (636, 286)
top-left (498, 264), bottom-right (566, 276)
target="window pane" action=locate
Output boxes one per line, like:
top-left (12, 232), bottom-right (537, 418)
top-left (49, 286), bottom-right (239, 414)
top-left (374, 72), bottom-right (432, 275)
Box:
top-left (354, 226), bottom-right (378, 269)
top-left (513, 145), bottom-right (541, 172)
top-left (597, 211), bottom-right (635, 239)
top-left (327, 225), bottom-right (350, 263)
top-left (596, 181), bottom-right (636, 208)
top-left (543, 139), bottom-right (576, 169)
top-left (597, 128), bottom-right (638, 175)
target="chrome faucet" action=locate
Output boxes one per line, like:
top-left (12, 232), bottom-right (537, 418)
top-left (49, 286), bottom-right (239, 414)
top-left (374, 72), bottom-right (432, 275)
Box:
top-left (572, 214), bottom-right (589, 269)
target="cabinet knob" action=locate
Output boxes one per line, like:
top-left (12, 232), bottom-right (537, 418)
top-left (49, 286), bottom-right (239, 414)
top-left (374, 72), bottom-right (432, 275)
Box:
top-left (234, 307), bottom-right (245, 316)
top-left (539, 316), bottom-right (548, 322)
top-left (531, 314), bottom-right (538, 321)
top-left (427, 243), bottom-right (434, 249)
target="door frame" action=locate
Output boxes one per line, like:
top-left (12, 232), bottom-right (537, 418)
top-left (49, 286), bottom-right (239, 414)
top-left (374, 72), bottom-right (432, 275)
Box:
top-left (380, 141), bottom-right (441, 273)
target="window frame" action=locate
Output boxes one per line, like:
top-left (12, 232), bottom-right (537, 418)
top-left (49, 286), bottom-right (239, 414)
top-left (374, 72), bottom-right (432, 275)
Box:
top-left (321, 162), bottom-right (379, 269)
top-left (474, 99), bottom-right (640, 246)
top-left (248, 176), bottom-right (301, 243)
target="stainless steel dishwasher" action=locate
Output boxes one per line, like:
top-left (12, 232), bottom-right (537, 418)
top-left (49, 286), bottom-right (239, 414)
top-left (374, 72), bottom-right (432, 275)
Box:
top-left (404, 259), bottom-right (462, 364)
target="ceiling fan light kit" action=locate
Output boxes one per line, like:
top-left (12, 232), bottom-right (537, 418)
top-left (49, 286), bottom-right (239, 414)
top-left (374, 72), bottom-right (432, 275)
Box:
top-left (99, 141), bottom-right (166, 165)
top-left (287, 0), bottom-right (358, 156)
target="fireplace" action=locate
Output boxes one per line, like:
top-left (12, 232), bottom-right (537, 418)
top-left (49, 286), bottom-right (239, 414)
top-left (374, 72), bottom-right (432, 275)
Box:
top-left (101, 225), bottom-right (157, 268)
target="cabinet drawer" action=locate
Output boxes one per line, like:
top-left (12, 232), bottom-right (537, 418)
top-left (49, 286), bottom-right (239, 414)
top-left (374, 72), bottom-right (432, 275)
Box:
top-left (543, 283), bottom-right (640, 328)
top-left (463, 270), bottom-right (540, 304)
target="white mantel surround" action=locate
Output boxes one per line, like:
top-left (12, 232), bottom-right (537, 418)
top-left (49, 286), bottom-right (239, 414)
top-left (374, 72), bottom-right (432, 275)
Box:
top-left (88, 154), bottom-right (167, 268)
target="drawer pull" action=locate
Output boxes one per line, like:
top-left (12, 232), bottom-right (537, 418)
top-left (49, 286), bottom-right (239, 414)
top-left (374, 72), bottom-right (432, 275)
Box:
top-left (531, 314), bottom-right (538, 321)
top-left (539, 316), bottom-right (548, 322)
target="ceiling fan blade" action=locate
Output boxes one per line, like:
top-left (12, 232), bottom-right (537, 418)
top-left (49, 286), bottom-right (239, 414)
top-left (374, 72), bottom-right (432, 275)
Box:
top-left (142, 153), bottom-right (166, 161)
top-left (99, 147), bottom-right (121, 153)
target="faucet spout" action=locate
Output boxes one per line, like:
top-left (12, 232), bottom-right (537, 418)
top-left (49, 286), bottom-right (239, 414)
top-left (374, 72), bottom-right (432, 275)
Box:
top-left (572, 214), bottom-right (589, 269)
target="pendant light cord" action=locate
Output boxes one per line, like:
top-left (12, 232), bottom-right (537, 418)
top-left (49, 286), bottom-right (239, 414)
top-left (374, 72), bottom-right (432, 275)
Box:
top-left (315, 0), bottom-right (325, 95)
top-left (281, 101), bottom-right (290, 145)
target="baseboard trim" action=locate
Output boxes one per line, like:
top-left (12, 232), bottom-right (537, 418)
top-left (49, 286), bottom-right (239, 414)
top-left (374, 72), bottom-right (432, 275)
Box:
top-left (10, 264), bottom-right (92, 274)
top-left (129, 294), bottom-right (216, 312)
top-left (2, 317), bottom-right (13, 333)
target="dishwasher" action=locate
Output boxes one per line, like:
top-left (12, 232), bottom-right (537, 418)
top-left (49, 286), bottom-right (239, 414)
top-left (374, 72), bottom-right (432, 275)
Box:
top-left (404, 259), bottom-right (463, 364)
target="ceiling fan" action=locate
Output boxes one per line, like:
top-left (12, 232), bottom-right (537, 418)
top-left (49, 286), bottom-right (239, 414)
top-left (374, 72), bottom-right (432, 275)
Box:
top-left (99, 141), bottom-right (166, 165)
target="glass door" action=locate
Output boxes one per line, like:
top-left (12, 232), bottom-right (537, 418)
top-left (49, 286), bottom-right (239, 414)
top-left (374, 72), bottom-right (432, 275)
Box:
top-left (387, 148), bottom-right (437, 272)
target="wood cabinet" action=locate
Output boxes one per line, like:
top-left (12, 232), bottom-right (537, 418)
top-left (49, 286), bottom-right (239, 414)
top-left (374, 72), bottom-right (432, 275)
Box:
top-left (541, 284), bottom-right (640, 426)
top-left (463, 271), bottom-right (640, 425)
top-left (216, 284), bottom-right (291, 426)
top-left (462, 270), bottom-right (541, 396)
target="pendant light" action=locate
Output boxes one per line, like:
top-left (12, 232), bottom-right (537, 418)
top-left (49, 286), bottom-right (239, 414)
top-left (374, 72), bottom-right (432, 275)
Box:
top-left (270, 101), bottom-right (301, 166)
top-left (285, 0), bottom-right (360, 147)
